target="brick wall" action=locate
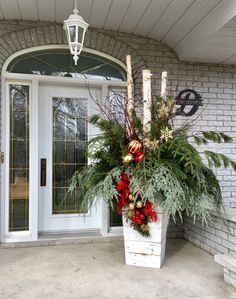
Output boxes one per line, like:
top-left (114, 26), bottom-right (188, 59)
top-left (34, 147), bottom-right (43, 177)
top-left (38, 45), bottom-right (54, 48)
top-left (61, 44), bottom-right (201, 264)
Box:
top-left (0, 21), bottom-right (235, 245)
top-left (167, 217), bottom-right (184, 239)
top-left (184, 212), bottom-right (236, 254)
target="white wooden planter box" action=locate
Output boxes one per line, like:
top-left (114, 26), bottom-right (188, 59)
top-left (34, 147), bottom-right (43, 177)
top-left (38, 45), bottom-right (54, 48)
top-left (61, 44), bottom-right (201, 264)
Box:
top-left (123, 209), bottom-right (169, 269)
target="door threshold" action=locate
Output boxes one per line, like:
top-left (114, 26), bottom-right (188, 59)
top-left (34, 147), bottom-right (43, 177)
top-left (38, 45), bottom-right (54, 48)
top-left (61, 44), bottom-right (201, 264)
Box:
top-left (0, 230), bottom-right (123, 248)
top-left (39, 229), bottom-right (102, 239)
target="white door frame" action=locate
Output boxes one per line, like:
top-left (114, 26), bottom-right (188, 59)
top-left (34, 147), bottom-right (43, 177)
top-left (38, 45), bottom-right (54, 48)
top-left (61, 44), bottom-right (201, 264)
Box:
top-left (1, 72), bottom-right (126, 243)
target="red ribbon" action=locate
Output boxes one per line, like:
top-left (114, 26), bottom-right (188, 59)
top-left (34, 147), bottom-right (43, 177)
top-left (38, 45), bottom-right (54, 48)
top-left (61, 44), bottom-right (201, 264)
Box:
top-left (116, 173), bottom-right (130, 214)
top-left (143, 200), bottom-right (157, 222)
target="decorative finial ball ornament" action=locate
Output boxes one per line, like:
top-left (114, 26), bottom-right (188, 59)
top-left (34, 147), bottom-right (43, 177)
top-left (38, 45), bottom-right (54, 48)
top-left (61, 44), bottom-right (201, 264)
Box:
top-left (128, 140), bottom-right (142, 154)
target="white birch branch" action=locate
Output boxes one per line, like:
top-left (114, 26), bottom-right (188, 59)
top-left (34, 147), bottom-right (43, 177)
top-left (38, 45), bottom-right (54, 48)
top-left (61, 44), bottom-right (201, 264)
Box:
top-left (126, 55), bottom-right (134, 119)
top-left (161, 71), bottom-right (167, 102)
top-left (142, 69), bottom-right (152, 144)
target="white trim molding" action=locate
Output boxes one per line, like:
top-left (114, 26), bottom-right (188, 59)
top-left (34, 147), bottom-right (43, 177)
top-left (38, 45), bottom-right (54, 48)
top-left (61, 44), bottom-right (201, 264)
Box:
top-left (1, 45), bottom-right (126, 243)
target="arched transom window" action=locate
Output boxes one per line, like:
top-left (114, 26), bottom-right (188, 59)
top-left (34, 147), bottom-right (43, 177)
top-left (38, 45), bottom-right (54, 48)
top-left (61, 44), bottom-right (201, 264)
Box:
top-left (6, 49), bottom-right (126, 81)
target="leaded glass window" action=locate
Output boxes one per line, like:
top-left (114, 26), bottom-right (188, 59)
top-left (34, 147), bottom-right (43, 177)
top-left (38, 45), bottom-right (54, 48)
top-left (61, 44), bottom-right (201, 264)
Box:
top-left (52, 97), bottom-right (87, 214)
top-left (9, 84), bottom-right (30, 231)
top-left (7, 49), bottom-right (126, 81)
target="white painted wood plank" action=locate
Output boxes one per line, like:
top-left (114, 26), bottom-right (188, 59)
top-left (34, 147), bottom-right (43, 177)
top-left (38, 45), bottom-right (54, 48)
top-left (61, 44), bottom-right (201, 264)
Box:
top-left (123, 214), bottom-right (169, 243)
top-left (0, 0), bottom-right (21, 19)
top-left (125, 251), bottom-right (163, 268)
top-left (124, 240), bottom-right (163, 255)
top-left (133, 0), bottom-right (172, 36)
top-left (119, 0), bottom-right (151, 33)
top-left (75, 0), bottom-right (93, 23)
top-left (104, 0), bottom-right (133, 31)
top-left (175, 0), bottom-right (236, 61)
top-left (18, 0), bottom-right (38, 21)
top-left (148, 0), bottom-right (194, 40)
top-left (37, 0), bottom-right (56, 22)
top-left (55, 0), bottom-right (74, 23)
top-left (89, 0), bottom-right (112, 28)
top-left (163, 0), bottom-right (221, 48)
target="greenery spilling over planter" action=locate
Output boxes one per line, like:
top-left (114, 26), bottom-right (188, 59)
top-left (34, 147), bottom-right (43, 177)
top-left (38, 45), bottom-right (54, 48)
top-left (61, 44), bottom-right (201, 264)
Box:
top-left (69, 94), bottom-right (236, 236)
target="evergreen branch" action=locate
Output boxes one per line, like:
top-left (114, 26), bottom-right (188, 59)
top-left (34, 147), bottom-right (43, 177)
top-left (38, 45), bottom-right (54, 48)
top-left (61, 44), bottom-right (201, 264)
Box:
top-left (202, 131), bottom-right (233, 143)
top-left (192, 135), bottom-right (208, 145)
top-left (204, 150), bottom-right (236, 171)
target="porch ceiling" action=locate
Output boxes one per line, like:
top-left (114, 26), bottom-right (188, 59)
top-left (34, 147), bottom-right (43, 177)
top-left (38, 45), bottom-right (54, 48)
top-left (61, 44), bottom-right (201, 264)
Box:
top-left (1, 0), bottom-right (236, 65)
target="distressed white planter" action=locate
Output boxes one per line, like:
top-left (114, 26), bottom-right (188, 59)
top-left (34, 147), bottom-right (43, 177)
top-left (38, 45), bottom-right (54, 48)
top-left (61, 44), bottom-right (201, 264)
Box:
top-left (123, 209), bottom-right (169, 269)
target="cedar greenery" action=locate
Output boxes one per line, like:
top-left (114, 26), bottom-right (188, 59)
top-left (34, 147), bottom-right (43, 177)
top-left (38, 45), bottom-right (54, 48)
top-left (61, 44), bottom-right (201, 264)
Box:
top-left (69, 94), bottom-right (235, 224)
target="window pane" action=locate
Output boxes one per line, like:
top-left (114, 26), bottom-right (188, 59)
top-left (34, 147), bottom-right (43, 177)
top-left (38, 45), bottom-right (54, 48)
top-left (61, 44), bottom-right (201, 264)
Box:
top-left (7, 49), bottom-right (126, 81)
top-left (9, 85), bottom-right (29, 232)
top-left (52, 97), bottom-right (87, 214)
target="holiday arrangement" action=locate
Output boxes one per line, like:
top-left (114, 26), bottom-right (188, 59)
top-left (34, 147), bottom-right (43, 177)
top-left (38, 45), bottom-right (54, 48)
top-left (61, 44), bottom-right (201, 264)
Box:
top-left (69, 56), bottom-right (236, 237)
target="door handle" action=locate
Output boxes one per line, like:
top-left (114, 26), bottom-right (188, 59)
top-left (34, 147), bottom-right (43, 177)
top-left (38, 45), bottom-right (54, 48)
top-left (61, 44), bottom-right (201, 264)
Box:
top-left (40, 158), bottom-right (47, 186)
top-left (0, 152), bottom-right (4, 164)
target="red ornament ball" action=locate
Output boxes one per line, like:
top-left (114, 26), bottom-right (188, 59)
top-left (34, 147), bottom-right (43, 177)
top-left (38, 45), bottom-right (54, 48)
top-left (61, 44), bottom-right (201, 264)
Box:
top-left (128, 140), bottom-right (142, 154)
top-left (135, 210), bottom-right (141, 216)
top-left (137, 219), bottom-right (142, 225)
top-left (134, 152), bottom-right (145, 163)
top-left (140, 214), bottom-right (145, 220)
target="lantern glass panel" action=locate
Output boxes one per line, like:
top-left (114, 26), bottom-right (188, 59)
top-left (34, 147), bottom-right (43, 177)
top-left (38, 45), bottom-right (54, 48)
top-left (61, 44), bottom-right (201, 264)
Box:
top-left (69, 26), bottom-right (76, 43)
top-left (78, 27), bottom-right (84, 44)
top-left (71, 44), bottom-right (78, 53)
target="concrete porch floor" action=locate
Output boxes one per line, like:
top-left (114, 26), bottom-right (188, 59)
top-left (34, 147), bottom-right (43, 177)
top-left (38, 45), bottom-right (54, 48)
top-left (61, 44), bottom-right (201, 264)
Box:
top-left (0, 238), bottom-right (235, 299)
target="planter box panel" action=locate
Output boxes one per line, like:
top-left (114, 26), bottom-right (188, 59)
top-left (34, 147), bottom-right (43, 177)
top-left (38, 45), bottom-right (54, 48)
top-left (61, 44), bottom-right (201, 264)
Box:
top-left (123, 211), bottom-right (169, 268)
top-left (125, 244), bottom-right (166, 269)
top-left (124, 240), bottom-right (163, 255)
top-left (123, 226), bottom-right (168, 243)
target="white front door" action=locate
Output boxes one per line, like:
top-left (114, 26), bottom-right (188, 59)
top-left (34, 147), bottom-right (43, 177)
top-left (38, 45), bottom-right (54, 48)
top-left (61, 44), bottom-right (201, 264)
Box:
top-left (38, 83), bottom-right (102, 233)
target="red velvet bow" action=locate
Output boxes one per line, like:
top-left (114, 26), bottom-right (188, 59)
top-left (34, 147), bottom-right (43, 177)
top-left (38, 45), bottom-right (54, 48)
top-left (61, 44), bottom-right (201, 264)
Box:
top-left (116, 173), bottom-right (130, 214)
top-left (143, 200), bottom-right (157, 222)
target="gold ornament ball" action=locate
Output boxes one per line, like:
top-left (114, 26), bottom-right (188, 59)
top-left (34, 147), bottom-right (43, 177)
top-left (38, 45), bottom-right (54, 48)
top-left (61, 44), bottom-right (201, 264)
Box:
top-left (128, 194), bottom-right (134, 201)
top-left (136, 200), bottom-right (143, 208)
top-left (128, 203), bottom-right (135, 211)
top-left (123, 154), bottom-right (133, 165)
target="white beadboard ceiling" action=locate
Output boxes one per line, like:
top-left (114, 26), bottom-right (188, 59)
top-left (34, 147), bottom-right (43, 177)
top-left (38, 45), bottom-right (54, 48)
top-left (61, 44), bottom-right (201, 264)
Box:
top-left (1, 0), bottom-right (236, 64)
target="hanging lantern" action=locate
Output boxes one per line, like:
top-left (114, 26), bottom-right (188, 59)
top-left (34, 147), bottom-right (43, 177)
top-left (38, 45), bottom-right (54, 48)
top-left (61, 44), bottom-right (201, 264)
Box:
top-left (63, 0), bottom-right (89, 65)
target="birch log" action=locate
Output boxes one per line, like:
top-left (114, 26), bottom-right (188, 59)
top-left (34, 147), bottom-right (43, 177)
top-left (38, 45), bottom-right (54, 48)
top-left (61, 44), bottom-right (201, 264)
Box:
top-left (142, 69), bottom-right (152, 142)
top-left (161, 71), bottom-right (167, 102)
top-left (126, 55), bottom-right (134, 119)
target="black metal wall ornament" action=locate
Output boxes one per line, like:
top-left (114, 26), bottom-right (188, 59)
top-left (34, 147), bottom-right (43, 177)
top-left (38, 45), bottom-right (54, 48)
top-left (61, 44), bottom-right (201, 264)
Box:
top-left (175, 89), bottom-right (203, 117)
